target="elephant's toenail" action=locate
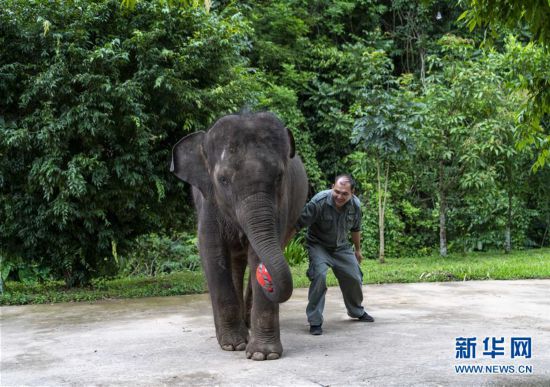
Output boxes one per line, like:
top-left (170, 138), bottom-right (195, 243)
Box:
top-left (222, 344), bottom-right (234, 351)
top-left (267, 353), bottom-right (280, 360)
top-left (236, 343), bottom-right (246, 351)
top-left (252, 352), bottom-right (266, 361)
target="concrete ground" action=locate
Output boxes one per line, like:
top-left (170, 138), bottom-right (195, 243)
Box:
top-left (1, 279), bottom-right (549, 386)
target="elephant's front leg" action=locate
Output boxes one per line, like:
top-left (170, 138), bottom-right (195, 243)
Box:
top-left (246, 250), bottom-right (283, 360)
top-left (198, 222), bottom-right (248, 351)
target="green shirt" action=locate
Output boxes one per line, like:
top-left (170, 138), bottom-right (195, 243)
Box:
top-left (296, 190), bottom-right (362, 249)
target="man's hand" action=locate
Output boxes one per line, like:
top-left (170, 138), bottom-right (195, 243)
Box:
top-left (354, 250), bottom-right (363, 264)
top-left (351, 231), bottom-right (362, 263)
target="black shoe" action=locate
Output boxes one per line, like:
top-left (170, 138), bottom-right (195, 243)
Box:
top-left (357, 312), bottom-right (375, 322)
top-left (309, 325), bottom-right (323, 335)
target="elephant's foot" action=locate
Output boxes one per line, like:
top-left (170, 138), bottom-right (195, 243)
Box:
top-left (219, 326), bottom-right (249, 351)
top-left (222, 342), bottom-right (247, 351)
top-left (245, 338), bottom-right (282, 360)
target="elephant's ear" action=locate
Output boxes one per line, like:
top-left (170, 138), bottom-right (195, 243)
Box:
top-left (286, 128), bottom-right (296, 159)
top-left (171, 131), bottom-right (212, 198)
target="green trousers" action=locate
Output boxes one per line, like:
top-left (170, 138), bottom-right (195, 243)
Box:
top-left (306, 243), bottom-right (365, 326)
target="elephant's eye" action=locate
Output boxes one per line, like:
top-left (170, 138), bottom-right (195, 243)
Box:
top-left (219, 176), bottom-right (230, 186)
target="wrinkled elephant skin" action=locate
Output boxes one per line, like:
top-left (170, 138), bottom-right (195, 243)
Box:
top-left (171, 112), bottom-right (308, 360)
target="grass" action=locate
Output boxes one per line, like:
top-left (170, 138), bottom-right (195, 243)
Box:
top-left (1, 248), bottom-right (549, 305)
top-left (293, 248), bottom-right (550, 289)
top-left (0, 271), bottom-right (206, 305)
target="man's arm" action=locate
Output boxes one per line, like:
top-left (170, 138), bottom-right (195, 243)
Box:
top-left (351, 198), bottom-right (363, 263)
top-left (286, 198), bottom-right (320, 244)
top-left (351, 231), bottom-right (363, 263)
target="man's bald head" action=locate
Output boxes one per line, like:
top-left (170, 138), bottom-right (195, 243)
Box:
top-left (334, 174), bottom-right (356, 191)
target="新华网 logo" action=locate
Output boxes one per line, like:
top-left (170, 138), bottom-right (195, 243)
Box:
top-left (454, 336), bottom-right (533, 374)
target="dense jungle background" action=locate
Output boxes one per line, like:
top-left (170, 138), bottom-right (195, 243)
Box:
top-left (1, 0), bottom-right (549, 288)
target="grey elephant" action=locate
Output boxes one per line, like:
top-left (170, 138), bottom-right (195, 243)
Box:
top-left (171, 112), bottom-right (308, 360)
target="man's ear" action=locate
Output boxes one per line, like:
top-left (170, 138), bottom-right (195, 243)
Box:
top-left (287, 128), bottom-right (296, 159)
top-left (170, 131), bottom-right (212, 198)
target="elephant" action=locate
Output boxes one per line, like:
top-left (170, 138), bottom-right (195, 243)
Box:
top-left (171, 112), bottom-right (308, 360)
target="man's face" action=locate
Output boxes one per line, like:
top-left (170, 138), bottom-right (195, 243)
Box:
top-left (331, 178), bottom-right (353, 208)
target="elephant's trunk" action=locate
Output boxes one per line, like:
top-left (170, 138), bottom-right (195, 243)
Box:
top-left (237, 193), bottom-right (292, 303)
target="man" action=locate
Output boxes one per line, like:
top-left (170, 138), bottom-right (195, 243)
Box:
top-left (290, 174), bottom-right (374, 335)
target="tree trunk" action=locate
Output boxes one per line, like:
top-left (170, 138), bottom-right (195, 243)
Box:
top-left (505, 189), bottom-right (512, 254)
top-left (377, 159), bottom-right (385, 263)
top-left (419, 47), bottom-right (426, 86)
top-left (504, 164), bottom-right (512, 254)
top-left (439, 160), bottom-right (448, 257)
top-left (379, 208), bottom-right (385, 263)
top-left (541, 219), bottom-right (549, 248)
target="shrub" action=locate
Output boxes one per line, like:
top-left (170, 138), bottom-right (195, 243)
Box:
top-left (117, 233), bottom-right (200, 277)
top-left (284, 234), bottom-right (308, 266)
top-left (0, 0), bottom-right (255, 285)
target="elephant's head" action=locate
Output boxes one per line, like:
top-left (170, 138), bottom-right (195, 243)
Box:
top-left (170, 113), bottom-right (296, 303)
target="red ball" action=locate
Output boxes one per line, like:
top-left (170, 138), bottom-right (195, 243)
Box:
top-left (256, 263), bottom-right (273, 293)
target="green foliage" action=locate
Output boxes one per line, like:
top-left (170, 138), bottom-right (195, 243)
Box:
top-left (387, 0), bottom-right (464, 76)
top-left (0, 270), bottom-right (206, 305)
top-left (245, 0), bottom-right (390, 181)
top-left (351, 72), bottom-right (422, 157)
top-left (3, 248), bottom-right (549, 305)
top-left (448, 192), bottom-right (536, 252)
top-left (117, 232), bottom-right (201, 276)
top-left (502, 36), bottom-right (550, 171)
top-left (415, 35), bottom-right (527, 253)
top-left (253, 78), bottom-right (324, 189)
top-left (349, 49), bottom-right (422, 261)
top-left (284, 234), bottom-right (308, 266)
top-left (348, 151), bottom-right (438, 259)
top-left (525, 167), bottom-right (550, 247)
top-left (303, 40), bottom-right (386, 179)
top-left (0, 0), bottom-right (256, 286)
top-left (0, 254), bottom-right (52, 284)
top-left (459, 0), bottom-right (550, 43)
top-left (1, 0), bottom-right (548, 287)
top-left (360, 248), bottom-right (550, 284)
top-left (460, 1), bottom-right (550, 169)
top-left (122, 0), bottom-right (211, 11)
top-left (246, 0), bottom-right (310, 71)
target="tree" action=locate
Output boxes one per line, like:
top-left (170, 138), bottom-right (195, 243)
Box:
top-left (460, 0), bottom-right (550, 170)
top-left (501, 36), bottom-right (550, 171)
top-left (351, 50), bottom-right (421, 263)
top-left (459, 0), bottom-right (550, 43)
top-left (418, 35), bottom-right (495, 256)
top-left (460, 118), bottom-right (529, 253)
top-left (382, 0), bottom-right (464, 82)
top-left (241, 0), bottom-right (390, 182)
top-left (418, 34), bottom-right (535, 255)
top-left (0, 0), bottom-right (257, 285)
top-left (242, 0), bottom-right (324, 188)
